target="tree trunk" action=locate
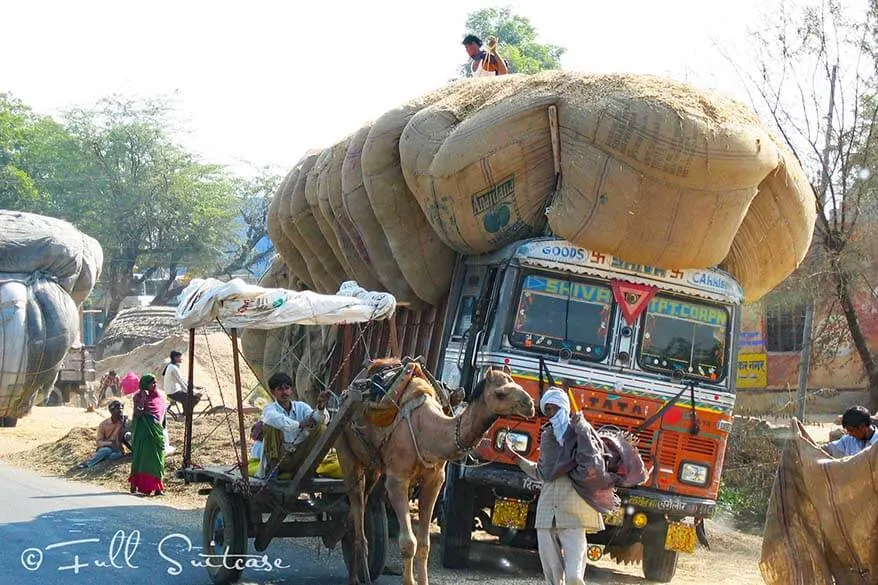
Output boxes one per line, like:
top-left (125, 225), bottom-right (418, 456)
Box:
top-left (151, 263), bottom-right (179, 305)
top-left (832, 259), bottom-right (878, 411)
top-left (105, 261), bottom-right (135, 327)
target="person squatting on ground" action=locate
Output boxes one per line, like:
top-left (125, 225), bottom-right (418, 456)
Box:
top-left (129, 374), bottom-right (168, 495)
top-left (97, 370), bottom-right (121, 403)
top-left (506, 387), bottom-right (604, 585)
top-left (257, 372), bottom-right (331, 479)
top-left (826, 405), bottom-right (878, 457)
top-left (78, 400), bottom-right (131, 468)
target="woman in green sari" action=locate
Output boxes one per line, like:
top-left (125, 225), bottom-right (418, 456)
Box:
top-left (129, 374), bottom-right (168, 496)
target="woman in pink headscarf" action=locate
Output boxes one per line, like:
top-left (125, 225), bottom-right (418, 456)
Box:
top-left (129, 374), bottom-right (168, 496)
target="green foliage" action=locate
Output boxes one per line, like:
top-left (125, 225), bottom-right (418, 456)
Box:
top-left (58, 96), bottom-right (243, 314)
top-left (461, 7), bottom-right (565, 76)
top-left (0, 92), bottom-right (275, 317)
top-left (717, 486), bottom-right (769, 532)
top-left (0, 94), bottom-right (65, 212)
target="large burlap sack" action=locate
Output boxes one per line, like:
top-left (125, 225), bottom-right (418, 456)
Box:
top-left (361, 84), bottom-right (465, 305)
top-left (294, 324), bottom-right (336, 407)
top-left (306, 148), bottom-right (355, 281)
top-left (400, 75), bottom-right (555, 254)
top-left (722, 147), bottom-right (817, 301)
top-left (316, 139), bottom-right (383, 291)
top-left (342, 123), bottom-right (422, 305)
top-left (545, 72), bottom-right (779, 269)
top-left (240, 255), bottom-right (290, 384)
top-left (68, 233), bottom-right (103, 306)
top-left (0, 276), bottom-right (80, 419)
top-left (288, 152), bottom-right (345, 292)
top-left (268, 166), bottom-right (313, 290)
top-left (761, 420), bottom-right (878, 584)
top-left (0, 211), bottom-right (103, 301)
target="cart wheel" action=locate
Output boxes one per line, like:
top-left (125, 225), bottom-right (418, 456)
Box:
top-left (202, 488), bottom-right (248, 584)
top-left (343, 491), bottom-right (388, 583)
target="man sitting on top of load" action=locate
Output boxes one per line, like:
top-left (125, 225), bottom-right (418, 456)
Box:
top-left (463, 34), bottom-right (509, 77)
top-left (257, 372), bottom-right (331, 479)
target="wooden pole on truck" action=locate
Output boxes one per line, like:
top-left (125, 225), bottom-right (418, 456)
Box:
top-left (230, 328), bottom-right (249, 484)
top-left (389, 313), bottom-right (401, 357)
top-left (548, 105), bottom-right (561, 175)
top-left (183, 328), bottom-right (196, 470)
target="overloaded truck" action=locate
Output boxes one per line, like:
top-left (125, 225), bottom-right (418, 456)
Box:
top-left (249, 71), bottom-right (817, 582)
top-left (432, 237), bottom-right (740, 582)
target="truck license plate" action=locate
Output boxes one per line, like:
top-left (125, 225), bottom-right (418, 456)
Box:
top-left (603, 508), bottom-right (624, 526)
top-left (664, 521), bottom-right (697, 553)
top-left (492, 497), bottom-right (529, 529)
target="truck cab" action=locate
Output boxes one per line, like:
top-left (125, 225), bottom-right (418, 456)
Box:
top-left (436, 237), bottom-right (742, 582)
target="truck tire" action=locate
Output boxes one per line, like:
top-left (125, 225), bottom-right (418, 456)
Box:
top-left (440, 463), bottom-right (475, 569)
top-left (45, 388), bottom-right (62, 406)
top-left (642, 520), bottom-right (679, 583)
top-left (202, 488), bottom-right (248, 584)
top-left (0, 417), bottom-right (17, 427)
top-left (343, 491), bottom-right (389, 582)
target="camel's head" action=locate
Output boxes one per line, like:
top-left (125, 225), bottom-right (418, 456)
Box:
top-left (474, 365), bottom-right (535, 419)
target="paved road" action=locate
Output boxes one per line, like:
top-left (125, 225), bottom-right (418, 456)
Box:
top-left (0, 464), bottom-right (553, 585)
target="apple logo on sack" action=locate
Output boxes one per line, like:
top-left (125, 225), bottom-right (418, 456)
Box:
top-left (483, 204), bottom-right (511, 233)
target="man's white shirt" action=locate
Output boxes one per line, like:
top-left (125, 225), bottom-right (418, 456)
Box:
top-left (163, 362), bottom-right (187, 395)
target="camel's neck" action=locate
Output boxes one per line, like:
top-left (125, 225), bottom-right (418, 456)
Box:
top-left (438, 398), bottom-right (497, 460)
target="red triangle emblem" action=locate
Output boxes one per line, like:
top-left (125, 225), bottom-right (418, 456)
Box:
top-left (611, 280), bottom-right (658, 324)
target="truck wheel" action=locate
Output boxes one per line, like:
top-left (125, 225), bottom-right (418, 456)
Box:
top-left (203, 488), bottom-right (248, 584)
top-left (440, 463), bottom-right (475, 569)
top-left (343, 491), bottom-right (389, 582)
top-left (642, 520), bottom-right (679, 583)
top-left (45, 389), bottom-right (62, 407)
top-left (0, 417), bottom-right (17, 427)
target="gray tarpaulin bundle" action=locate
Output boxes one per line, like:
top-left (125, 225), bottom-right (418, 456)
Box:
top-left (266, 71), bottom-right (816, 307)
top-left (0, 211), bottom-right (103, 421)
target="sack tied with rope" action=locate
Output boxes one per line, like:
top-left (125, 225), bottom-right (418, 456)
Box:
top-left (550, 412), bottom-right (649, 514)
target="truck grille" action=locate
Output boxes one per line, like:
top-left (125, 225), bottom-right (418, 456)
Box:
top-left (685, 435), bottom-right (717, 457)
top-left (658, 432), bottom-right (679, 467)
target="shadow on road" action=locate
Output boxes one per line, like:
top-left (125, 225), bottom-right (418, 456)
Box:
top-left (0, 503), bottom-right (351, 585)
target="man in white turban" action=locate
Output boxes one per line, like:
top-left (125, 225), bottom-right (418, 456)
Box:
top-left (506, 386), bottom-right (604, 585)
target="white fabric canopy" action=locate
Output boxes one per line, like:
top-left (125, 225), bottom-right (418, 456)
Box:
top-left (175, 278), bottom-right (397, 330)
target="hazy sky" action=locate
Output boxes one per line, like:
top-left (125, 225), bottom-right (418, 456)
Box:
top-left (3, 0), bottom-right (779, 175)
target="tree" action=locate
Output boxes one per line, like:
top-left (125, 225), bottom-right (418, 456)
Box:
top-left (735, 0), bottom-right (878, 408)
top-left (213, 168), bottom-right (281, 279)
top-left (64, 96), bottom-right (240, 321)
top-left (0, 94), bottom-right (86, 214)
top-left (461, 7), bottom-right (565, 76)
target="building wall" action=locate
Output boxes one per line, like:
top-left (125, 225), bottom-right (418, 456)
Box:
top-left (736, 301), bottom-right (872, 393)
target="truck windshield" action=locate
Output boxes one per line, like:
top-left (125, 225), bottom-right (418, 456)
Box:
top-left (509, 273), bottom-right (613, 361)
top-left (638, 295), bottom-right (730, 382)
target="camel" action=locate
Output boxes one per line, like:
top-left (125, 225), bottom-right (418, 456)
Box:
top-left (335, 360), bottom-right (535, 585)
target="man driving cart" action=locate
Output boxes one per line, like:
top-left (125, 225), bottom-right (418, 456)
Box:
top-left (257, 372), bottom-right (331, 479)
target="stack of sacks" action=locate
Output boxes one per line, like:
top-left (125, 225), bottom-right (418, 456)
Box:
top-left (266, 71), bottom-right (816, 306)
top-left (0, 210), bottom-right (103, 421)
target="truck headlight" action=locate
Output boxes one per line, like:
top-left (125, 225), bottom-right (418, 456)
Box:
top-left (495, 430), bottom-right (530, 454)
top-left (679, 462), bottom-right (710, 486)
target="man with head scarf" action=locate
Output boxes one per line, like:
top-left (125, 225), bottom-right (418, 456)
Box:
top-left (506, 387), bottom-right (604, 585)
top-left (129, 374), bottom-right (168, 496)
